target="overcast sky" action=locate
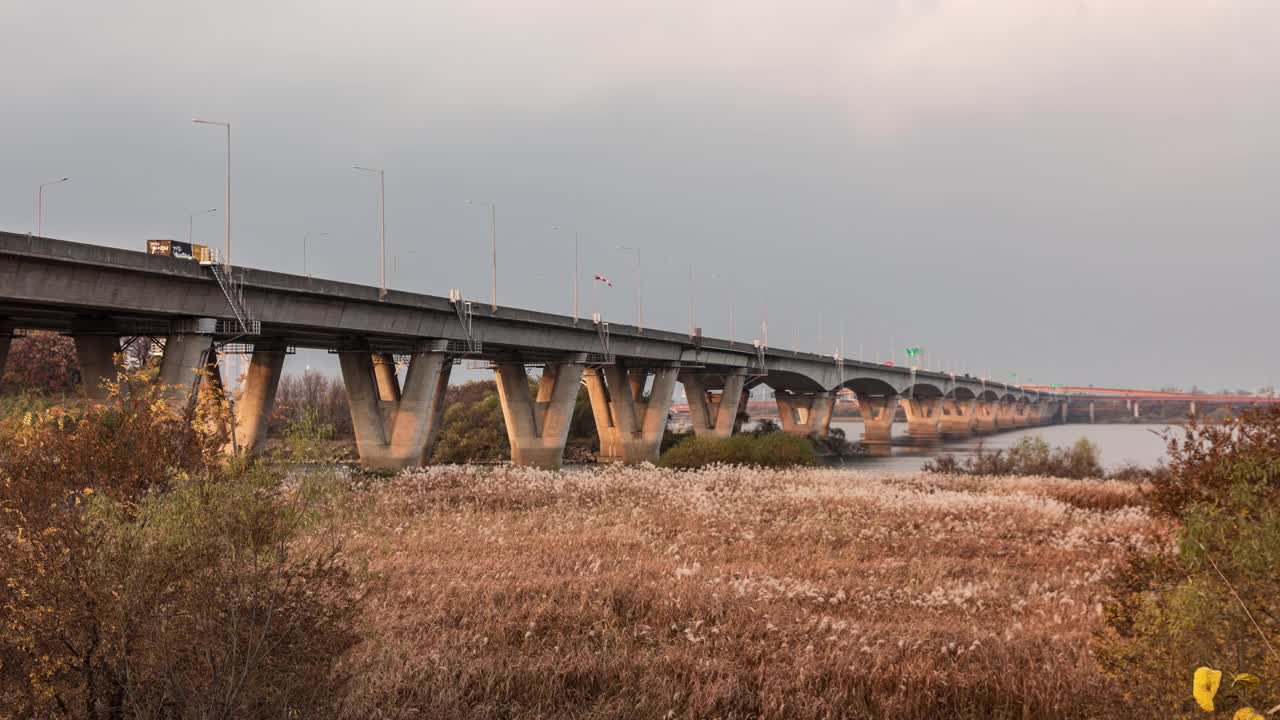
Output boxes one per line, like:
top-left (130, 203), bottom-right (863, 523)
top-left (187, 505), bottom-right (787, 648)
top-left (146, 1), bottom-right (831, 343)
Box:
top-left (3, 1), bottom-right (1277, 390)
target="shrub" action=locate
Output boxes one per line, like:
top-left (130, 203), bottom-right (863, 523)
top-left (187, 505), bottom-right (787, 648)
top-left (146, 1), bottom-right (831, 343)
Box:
top-left (1094, 407), bottom-right (1280, 715)
top-left (658, 432), bottom-right (816, 469)
top-left (0, 367), bottom-right (362, 718)
top-left (431, 382), bottom-right (510, 463)
top-left (283, 406), bottom-right (339, 462)
top-left (924, 435), bottom-right (1104, 479)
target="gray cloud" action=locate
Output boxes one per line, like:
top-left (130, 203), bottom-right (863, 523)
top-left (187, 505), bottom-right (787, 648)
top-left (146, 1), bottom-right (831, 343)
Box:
top-left (3, 0), bottom-right (1278, 390)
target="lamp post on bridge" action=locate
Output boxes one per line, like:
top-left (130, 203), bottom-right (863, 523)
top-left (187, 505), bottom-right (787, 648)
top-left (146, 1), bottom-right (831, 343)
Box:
top-left (192, 119), bottom-right (231, 271)
top-left (303, 231), bottom-right (328, 278)
top-left (189, 207), bottom-right (217, 244)
top-left (618, 245), bottom-right (642, 332)
top-left (465, 199), bottom-right (498, 312)
top-left (552, 225), bottom-right (580, 323)
top-left (37, 177), bottom-right (70, 237)
top-left (352, 165), bottom-right (387, 300)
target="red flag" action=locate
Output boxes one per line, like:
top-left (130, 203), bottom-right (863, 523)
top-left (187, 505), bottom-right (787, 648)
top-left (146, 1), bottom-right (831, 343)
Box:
top-left (593, 274), bottom-right (612, 287)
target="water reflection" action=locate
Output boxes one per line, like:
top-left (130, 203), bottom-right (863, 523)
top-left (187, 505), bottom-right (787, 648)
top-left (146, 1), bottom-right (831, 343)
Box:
top-left (829, 422), bottom-right (1173, 474)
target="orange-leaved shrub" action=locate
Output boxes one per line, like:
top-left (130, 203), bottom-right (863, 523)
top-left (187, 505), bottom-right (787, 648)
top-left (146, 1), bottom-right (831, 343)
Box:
top-left (0, 366), bottom-right (363, 719)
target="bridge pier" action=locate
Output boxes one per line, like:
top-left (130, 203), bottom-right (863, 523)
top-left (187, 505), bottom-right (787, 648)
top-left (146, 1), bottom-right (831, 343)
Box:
top-left (1133, 400), bottom-right (1141, 419)
top-left (585, 362), bottom-right (678, 464)
top-left (1088, 401), bottom-right (1096, 424)
top-left (855, 392), bottom-right (897, 444)
top-left (229, 343), bottom-right (288, 456)
top-left (157, 322), bottom-right (218, 409)
top-left (973, 400), bottom-right (998, 433)
top-left (680, 369), bottom-right (746, 438)
top-left (776, 391), bottom-right (836, 439)
top-left (340, 348), bottom-right (453, 471)
top-left (71, 318), bottom-right (121, 400)
top-left (940, 398), bottom-right (977, 436)
top-left (902, 396), bottom-right (944, 439)
top-left (0, 330), bottom-right (9, 382)
top-left (994, 401), bottom-right (1018, 430)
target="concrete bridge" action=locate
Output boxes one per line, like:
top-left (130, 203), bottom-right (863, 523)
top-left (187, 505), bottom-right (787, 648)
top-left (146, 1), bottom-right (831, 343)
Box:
top-left (0, 232), bottom-right (1066, 469)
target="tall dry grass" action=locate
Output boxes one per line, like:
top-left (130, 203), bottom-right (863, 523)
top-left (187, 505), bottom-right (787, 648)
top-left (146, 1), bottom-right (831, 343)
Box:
top-left (333, 466), bottom-right (1166, 719)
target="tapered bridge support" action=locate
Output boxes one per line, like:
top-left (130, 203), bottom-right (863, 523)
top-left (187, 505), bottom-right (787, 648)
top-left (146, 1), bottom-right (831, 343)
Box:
top-left (902, 396), bottom-right (945, 439)
top-left (585, 363), bottom-right (678, 464)
top-left (157, 320), bottom-right (218, 410)
top-left (1013, 403), bottom-right (1032, 427)
top-left (940, 398), bottom-right (977, 436)
top-left (680, 369), bottom-right (747, 438)
top-left (230, 343), bottom-right (288, 456)
top-left (855, 393), bottom-right (897, 444)
top-left (994, 401), bottom-right (1018, 430)
top-left (973, 400), bottom-right (999, 433)
top-left (340, 349), bottom-right (453, 471)
top-left (70, 318), bottom-right (121, 400)
top-left (495, 354), bottom-right (586, 469)
top-left (776, 391), bottom-right (836, 439)
top-left (0, 329), bottom-right (10, 382)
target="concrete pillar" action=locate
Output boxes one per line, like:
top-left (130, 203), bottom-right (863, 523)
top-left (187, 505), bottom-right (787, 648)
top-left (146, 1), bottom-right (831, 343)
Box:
top-left (1089, 401), bottom-right (1096, 424)
top-left (339, 349), bottom-right (453, 471)
top-left (585, 363), bottom-right (679, 464)
top-left (1190, 400), bottom-right (1197, 418)
top-left (231, 346), bottom-right (287, 456)
top-left (940, 398), bottom-right (977, 436)
top-left (1133, 400), bottom-right (1141, 419)
top-left (0, 332), bottom-right (9, 383)
top-left (855, 393), bottom-right (897, 444)
top-left (973, 400), bottom-right (999, 433)
top-left (74, 335), bottom-right (120, 400)
top-left (372, 353), bottom-right (401, 402)
top-left (1060, 401), bottom-right (1069, 424)
top-left (1012, 403), bottom-right (1031, 427)
top-left (994, 401), bottom-right (1018, 430)
top-left (776, 391), bottom-right (836, 439)
top-left (680, 369), bottom-right (747, 438)
top-left (494, 355), bottom-right (587, 469)
top-left (158, 331), bottom-right (217, 409)
top-left (901, 396), bottom-right (944, 439)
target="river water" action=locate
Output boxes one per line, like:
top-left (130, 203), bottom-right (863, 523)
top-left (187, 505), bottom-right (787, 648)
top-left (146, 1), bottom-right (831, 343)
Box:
top-left (827, 422), bottom-right (1174, 474)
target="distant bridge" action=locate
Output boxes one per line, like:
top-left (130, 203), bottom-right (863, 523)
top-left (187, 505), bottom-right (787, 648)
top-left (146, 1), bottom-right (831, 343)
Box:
top-left (1023, 385), bottom-right (1278, 421)
top-left (1, 232), bottom-right (1067, 470)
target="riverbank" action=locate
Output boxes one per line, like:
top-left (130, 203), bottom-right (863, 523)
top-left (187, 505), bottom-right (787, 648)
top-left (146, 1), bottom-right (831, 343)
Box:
top-left (331, 464), bottom-right (1165, 719)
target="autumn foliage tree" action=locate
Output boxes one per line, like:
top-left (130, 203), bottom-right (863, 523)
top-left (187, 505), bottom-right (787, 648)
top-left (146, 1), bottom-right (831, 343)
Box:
top-left (1, 330), bottom-right (79, 395)
top-left (0, 367), bottom-right (363, 719)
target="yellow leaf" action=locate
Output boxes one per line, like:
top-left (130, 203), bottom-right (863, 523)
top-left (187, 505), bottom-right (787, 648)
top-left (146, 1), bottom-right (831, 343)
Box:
top-left (1233, 673), bottom-right (1261, 689)
top-left (1232, 708), bottom-right (1264, 720)
top-left (1194, 666), bottom-right (1222, 712)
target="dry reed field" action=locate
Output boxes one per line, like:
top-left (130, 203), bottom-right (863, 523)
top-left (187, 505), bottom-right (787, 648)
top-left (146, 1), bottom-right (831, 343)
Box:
top-left (332, 465), bottom-right (1166, 720)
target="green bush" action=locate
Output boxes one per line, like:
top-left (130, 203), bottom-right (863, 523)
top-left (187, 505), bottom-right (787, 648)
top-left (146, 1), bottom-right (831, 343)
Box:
top-left (283, 406), bottom-right (338, 462)
top-left (924, 435), bottom-right (1104, 478)
top-left (1094, 407), bottom-right (1280, 715)
top-left (658, 432), bottom-right (816, 469)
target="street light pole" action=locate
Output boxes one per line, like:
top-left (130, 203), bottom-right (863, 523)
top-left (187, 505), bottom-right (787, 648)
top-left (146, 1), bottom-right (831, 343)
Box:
top-left (303, 231), bottom-right (328, 278)
top-left (189, 207), bottom-right (217, 244)
top-left (353, 165), bottom-right (386, 300)
top-left (688, 263), bottom-right (695, 338)
top-left (553, 226), bottom-right (580, 322)
top-left (466, 200), bottom-right (497, 312)
top-left (37, 177), bottom-right (70, 237)
top-left (192, 119), bottom-right (230, 271)
top-left (618, 245), bottom-right (642, 332)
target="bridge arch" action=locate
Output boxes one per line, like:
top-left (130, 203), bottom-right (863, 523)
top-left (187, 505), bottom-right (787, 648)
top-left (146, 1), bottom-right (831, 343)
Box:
top-left (837, 376), bottom-right (900, 396)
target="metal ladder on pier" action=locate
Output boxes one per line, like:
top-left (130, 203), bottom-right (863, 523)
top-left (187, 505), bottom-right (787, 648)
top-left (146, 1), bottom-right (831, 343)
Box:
top-left (202, 251), bottom-right (260, 335)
